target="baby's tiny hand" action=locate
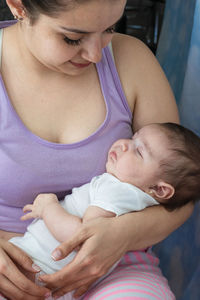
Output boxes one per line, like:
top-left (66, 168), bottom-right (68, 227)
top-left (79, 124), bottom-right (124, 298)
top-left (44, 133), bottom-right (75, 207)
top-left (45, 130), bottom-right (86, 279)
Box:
top-left (21, 204), bottom-right (39, 221)
top-left (21, 194), bottom-right (59, 221)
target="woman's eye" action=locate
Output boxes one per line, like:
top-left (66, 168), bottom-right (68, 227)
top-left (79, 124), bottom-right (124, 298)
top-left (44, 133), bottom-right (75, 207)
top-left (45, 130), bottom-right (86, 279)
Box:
top-left (63, 26), bottom-right (115, 46)
top-left (105, 26), bottom-right (115, 34)
top-left (64, 36), bottom-right (82, 46)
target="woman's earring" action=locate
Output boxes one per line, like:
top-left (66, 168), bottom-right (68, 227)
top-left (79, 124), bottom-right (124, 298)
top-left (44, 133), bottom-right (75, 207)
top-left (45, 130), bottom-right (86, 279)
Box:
top-left (14, 15), bottom-right (23, 21)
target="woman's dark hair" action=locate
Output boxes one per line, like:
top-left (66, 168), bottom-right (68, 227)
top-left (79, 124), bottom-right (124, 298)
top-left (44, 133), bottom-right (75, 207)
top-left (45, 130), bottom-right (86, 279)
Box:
top-left (21, 0), bottom-right (89, 21)
top-left (157, 123), bottom-right (200, 211)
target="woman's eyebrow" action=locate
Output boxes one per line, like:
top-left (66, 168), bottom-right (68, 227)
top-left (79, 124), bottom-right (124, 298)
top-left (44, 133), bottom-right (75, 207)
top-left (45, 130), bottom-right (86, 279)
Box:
top-left (59, 26), bottom-right (90, 34)
top-left (59, 15), bottom-right (124, 34)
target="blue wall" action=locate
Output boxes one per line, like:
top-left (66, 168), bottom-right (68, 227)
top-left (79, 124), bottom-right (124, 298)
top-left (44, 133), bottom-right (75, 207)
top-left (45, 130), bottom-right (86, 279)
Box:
top-left (154, 1), bottom-right (200, 299)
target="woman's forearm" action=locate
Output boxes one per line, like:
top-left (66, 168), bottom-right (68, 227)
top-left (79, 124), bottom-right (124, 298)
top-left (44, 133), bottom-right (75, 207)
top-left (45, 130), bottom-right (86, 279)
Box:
top-left (116, 203), bottom-right (194, 251)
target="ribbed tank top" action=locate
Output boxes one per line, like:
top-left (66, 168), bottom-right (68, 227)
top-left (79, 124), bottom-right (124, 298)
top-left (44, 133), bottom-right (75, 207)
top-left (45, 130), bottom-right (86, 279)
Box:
top-left (0, 21), bottom-right (133, 233)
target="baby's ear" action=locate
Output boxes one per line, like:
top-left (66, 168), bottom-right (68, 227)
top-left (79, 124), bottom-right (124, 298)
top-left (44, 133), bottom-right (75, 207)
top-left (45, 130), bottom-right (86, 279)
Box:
top-left (149, 181), bottom-right (175, 202)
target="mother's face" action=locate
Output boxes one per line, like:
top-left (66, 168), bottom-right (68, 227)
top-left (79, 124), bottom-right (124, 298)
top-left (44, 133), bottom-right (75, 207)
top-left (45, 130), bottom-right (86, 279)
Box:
top-left (17, 0), bottom-right (127, 75)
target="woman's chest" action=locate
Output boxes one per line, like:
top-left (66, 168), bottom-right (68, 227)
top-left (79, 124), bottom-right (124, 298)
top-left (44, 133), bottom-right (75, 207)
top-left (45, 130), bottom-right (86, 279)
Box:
top-left (0, 98), bottom-right (132, 207)
top-left (3, 68), bottom-right (107, 144)
top-left (0, 56), bottom-right (133, 232)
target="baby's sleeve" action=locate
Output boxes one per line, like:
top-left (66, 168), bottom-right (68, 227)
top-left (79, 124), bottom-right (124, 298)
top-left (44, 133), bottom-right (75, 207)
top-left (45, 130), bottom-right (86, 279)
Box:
top-left (89, 173), bottom-right (159, 216)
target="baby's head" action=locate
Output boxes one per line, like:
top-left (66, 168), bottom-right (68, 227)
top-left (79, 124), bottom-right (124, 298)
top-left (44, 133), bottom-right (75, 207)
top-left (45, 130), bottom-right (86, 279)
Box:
top-left (154, 123), bottom-right (200, 210)
top-left (106, 123), bottom-right (200, 210)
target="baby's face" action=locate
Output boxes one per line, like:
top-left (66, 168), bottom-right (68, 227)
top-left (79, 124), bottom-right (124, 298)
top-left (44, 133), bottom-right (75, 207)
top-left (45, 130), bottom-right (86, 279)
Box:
top-left (106, 124), bottom-right (170, 191)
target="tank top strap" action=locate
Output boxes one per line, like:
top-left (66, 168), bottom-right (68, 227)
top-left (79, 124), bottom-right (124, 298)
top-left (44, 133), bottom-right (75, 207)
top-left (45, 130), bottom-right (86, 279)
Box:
top-left (99, 45), bottom-right (132, 120)
top-left (0, 29), bottom-right (3, 69)
top-left (108, 42), bottom-right (115, 61)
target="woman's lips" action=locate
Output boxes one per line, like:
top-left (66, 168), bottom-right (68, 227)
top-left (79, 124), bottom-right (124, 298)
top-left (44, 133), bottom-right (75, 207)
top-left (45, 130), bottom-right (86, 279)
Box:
top-left (70, 61), bottom-right (91, 68)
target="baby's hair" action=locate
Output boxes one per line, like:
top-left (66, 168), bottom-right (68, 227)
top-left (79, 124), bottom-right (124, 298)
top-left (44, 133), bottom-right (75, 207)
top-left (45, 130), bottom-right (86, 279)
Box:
top-left (156, 123), bottom-right (200, 211)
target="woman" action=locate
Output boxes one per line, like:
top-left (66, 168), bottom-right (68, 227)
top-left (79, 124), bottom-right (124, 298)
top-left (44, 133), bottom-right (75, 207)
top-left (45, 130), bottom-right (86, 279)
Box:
top-left (0, 0), bottom-right (193, 299)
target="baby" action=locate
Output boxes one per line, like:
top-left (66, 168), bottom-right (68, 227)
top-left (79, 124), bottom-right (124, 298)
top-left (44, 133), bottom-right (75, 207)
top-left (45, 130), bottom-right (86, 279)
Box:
top-left (10, 122), bottom-right (200, 278)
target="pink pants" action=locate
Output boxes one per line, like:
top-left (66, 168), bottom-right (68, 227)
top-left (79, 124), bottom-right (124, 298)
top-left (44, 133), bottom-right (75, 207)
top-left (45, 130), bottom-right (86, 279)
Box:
top-left (55, 249), bottom-right (175, 300)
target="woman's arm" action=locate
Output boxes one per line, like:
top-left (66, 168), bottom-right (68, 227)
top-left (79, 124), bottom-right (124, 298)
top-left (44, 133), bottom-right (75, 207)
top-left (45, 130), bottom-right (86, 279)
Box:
top-left (116, 203), bottom-right (193, 250)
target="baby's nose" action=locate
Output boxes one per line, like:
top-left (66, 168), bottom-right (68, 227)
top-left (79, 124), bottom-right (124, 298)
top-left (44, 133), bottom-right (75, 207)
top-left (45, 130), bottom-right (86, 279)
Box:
top-left (121, 142), bottom-right (128, 152)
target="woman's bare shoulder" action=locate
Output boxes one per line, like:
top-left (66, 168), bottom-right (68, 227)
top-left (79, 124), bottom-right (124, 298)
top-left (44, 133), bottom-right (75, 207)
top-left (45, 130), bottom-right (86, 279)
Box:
top-left (112, 33), bottom-right (158, 71)
top-left (111, 33), bottom-right (159, 111)
top-left (111, 33), bottom-right (167, 89)
top-left (111, 33), bottom-right (179, 130)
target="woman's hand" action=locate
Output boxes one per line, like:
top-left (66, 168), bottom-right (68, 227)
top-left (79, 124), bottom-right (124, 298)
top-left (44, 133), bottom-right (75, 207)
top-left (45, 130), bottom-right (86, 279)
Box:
top-left (39, 217), bottom-right (129, 299)
top-left (0, 238), bottom-right (51, 300)
top-left (38, 202), bottom-right (194, 299)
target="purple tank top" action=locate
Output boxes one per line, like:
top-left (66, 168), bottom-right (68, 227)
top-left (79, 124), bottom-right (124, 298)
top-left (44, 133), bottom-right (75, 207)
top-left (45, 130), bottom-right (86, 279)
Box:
top-left (0, 21), bottom-right (133, 233)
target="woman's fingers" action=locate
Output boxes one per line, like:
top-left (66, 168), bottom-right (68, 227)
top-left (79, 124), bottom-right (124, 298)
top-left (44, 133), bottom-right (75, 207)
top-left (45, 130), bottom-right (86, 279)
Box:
top-left (42, 243), bottom-right (107, 299)
top-left (0, 240), bottom-right (50, 299)
top-left (0, 251), bottom-right (50, 298)
top-left (0, 274), bottom-right (45, 300)
top-left (51, 227), bottom-right (90, 260)
top-left (39, 259), bottom-right (81, 289)
top-left (4, 257), bottom-right (47, 297)
top-left (3, 241), bottom-right (37, 273)
top-left (40, 233), bottom-right (107, 295)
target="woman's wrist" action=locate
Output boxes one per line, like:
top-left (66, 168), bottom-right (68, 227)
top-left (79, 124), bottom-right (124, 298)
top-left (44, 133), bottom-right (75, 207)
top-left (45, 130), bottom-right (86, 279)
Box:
top-left (114, 213), bottom-right (140, 252)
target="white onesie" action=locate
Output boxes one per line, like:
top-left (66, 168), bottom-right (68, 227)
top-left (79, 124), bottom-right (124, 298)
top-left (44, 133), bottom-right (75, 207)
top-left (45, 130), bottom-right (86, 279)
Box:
top-left (10, 173), bottom-right (158, 274)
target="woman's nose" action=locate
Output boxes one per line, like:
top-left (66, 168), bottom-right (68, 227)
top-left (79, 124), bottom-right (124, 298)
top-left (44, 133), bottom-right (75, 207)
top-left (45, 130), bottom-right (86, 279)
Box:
top-left (81, 35), bottom-right (102, 63)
